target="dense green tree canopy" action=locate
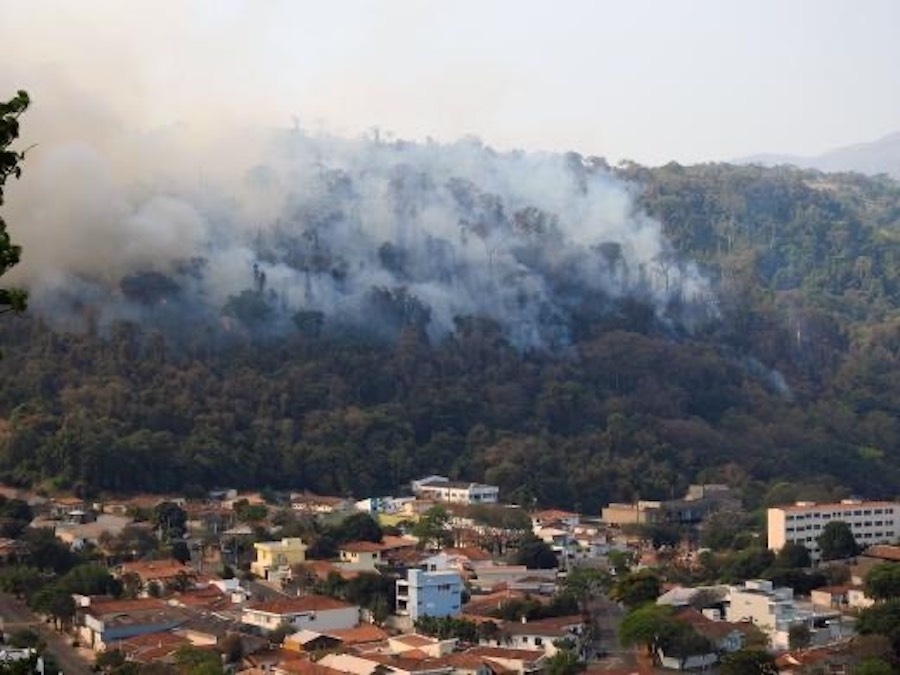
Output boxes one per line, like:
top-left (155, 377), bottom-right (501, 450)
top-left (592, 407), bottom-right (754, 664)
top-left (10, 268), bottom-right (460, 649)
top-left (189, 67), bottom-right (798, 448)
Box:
top-left (611, 570), bottom-right (662, 610)
top-left (818, 521), bottom-right (860, 561)
top-left (332, 512), bottom-right (383, 544)
top-left (865, 563), bottom-right (900, 601)
top-left (513, 534), bottom-right (558, 569)
top-left (0, 91), bottom-right (29, 318)
top-left (412, 506), bottom-right (452, 550)
top-left (544, 648), bottom-right (583, 675)
top-left (774, 541), bottom-right (812, 569)
top-left (153, 501), bottom-right (188, 541)
top-left (719, 649), bottom-right (778, 675)
top-left (618, 604), bottom-right (676, 653)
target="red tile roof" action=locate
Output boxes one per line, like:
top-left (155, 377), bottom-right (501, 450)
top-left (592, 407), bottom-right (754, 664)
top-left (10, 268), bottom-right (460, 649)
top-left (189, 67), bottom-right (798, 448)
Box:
top-left (120, 560), bottom-right (193, 581)
top-left (365, 653), bottom-right (451, 672)
top-left (391, 634), bottom-right (438, 648)
top-left (119, 631), bottom-right (191, 663)
top-left (247, 594), bottom-right (354, 615)
top-left (443, 547), bottom-right (494, 562)
top-left (430, 652), bottom-right (494, 670)
top-left (84, 597), bottom-right (168, 617)
top-left (341, 541), bottom-right (386, 553)
top-left (327, 624), bottom-right (389, 644)
top-left (297, 561), bottom-right (363, 581)
top-left (673, 608), bottom-right (746, 639)
top-left (863, 544), bottom-right (900, 562)
top-left (278, 659), bottom-right (347, 675)
top-left (170, 586), bottom-right (230, 610)
top-left (462, 589), bottom-right (543, 618)
top-left (533, 510), bottom-right (579, 521)
top-left (503, 615), bottom-right (584, 637)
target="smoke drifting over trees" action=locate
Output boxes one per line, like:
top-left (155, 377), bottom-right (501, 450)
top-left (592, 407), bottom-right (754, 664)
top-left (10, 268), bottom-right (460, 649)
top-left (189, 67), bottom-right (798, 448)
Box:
top-left (6, 122), bottom-right (712, 347)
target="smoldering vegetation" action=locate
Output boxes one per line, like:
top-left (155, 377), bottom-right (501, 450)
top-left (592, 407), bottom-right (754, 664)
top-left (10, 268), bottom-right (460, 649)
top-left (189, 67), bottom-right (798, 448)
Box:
top-left (11, 128), bottom-right (715, 348)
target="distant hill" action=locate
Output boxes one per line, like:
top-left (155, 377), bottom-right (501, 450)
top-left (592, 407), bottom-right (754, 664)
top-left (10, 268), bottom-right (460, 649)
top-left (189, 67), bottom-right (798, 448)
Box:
top-left (739, 130), bottom-right (900, 178)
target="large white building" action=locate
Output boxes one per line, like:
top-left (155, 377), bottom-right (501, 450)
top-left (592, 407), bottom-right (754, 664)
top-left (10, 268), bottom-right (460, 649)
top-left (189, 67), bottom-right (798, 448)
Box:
top-left (725, 580), bottom-right (840, 650)
top-left (411, 476), bottom-right (499, 505)
top-left (767, 499), bottom-right (900, 560)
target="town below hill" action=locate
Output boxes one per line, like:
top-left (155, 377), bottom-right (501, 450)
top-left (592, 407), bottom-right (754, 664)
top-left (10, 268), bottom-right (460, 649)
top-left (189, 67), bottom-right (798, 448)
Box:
top-left (0, 476), bottom-right (899, 673)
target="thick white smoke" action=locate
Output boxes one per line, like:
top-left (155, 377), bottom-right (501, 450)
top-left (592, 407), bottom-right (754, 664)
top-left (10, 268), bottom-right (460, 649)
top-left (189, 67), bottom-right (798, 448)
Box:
top-left (6, 116), bottom-right (713, 348)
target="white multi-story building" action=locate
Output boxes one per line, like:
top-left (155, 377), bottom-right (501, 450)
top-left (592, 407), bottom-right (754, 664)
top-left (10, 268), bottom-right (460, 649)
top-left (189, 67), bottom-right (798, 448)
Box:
top-left (725, 580), bottom-right (840, 650)
top-left (767, 499), bottom-right (900, 560)
top-left (412, 477), bottom-right (499, 505)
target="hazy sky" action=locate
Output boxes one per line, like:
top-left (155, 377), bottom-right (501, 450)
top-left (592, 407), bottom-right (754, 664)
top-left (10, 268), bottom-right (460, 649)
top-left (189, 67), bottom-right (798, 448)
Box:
top-left (1, 0), bottom-right (899, 165)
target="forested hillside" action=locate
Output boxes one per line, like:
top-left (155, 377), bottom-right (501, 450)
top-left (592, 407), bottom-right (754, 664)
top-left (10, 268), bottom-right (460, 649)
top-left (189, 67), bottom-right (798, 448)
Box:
top-left (2, 159), bottom-right (900, 512)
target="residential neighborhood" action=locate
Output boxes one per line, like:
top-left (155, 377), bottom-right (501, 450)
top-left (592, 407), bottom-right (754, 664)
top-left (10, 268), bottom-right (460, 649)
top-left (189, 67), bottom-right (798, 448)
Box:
top-left (0, 481), bottom-right (897, 673)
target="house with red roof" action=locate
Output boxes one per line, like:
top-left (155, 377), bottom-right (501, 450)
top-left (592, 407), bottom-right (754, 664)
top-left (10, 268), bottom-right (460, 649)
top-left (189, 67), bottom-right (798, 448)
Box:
top-left (482, 615), bottom-right (585, 657)
top-left (339, 540), bottom-right (386, 570)
top-left (241, 594), bottom-right (360, 634)
top-left (670, 607), bottom-right (747, 658)
top-left (117, 559), bottom-right (197, 597)
top-left (76, 597), bottom-right (189, 651)
top-left (116, 631), bottom-right (192, 665)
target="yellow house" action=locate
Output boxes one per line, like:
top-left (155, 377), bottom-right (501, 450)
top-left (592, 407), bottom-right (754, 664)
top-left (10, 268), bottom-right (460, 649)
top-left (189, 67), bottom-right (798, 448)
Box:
top-left (251, 537), bottom-right (307, 581)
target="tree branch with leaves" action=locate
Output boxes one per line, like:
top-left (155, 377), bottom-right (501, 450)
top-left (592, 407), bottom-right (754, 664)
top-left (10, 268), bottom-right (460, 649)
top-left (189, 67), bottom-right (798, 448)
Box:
top-left (0, 90), bottom-right (29, 317)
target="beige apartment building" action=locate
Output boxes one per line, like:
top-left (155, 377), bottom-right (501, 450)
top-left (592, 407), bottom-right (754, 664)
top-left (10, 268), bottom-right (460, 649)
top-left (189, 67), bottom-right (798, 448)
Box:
top-left (767, 499), bottom-right (900, 560)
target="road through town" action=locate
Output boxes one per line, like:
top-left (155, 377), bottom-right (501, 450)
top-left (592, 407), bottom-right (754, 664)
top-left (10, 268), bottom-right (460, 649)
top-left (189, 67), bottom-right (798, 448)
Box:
top-left (0, 592), bottom-right (92, 675)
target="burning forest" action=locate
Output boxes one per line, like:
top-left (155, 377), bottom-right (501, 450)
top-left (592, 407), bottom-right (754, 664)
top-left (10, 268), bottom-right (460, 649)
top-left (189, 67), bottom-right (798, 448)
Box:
top-left (7, 127), bottom-right (714, 349)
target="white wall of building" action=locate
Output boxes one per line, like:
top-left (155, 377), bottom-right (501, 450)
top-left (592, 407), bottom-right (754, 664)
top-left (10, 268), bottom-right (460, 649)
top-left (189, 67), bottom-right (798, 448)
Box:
top-left (767, 500), bottom-right (900, 560)
top-left (242, 605), bottom-right (359, 633)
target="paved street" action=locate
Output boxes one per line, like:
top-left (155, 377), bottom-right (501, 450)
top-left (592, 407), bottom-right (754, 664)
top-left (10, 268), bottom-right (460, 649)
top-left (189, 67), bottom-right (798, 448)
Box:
top-left (0, 592), bottom-right (92, 675)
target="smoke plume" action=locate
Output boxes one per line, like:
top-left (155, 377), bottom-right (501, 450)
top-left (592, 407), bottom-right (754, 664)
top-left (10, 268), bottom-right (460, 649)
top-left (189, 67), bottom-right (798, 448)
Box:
top-left (5, 99), bottom-right (713, 348)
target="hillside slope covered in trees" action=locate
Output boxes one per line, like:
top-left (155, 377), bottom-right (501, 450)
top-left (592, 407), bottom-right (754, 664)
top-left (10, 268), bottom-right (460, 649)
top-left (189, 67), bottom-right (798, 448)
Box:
top-left (2, 160), bottom-right (900, 511)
